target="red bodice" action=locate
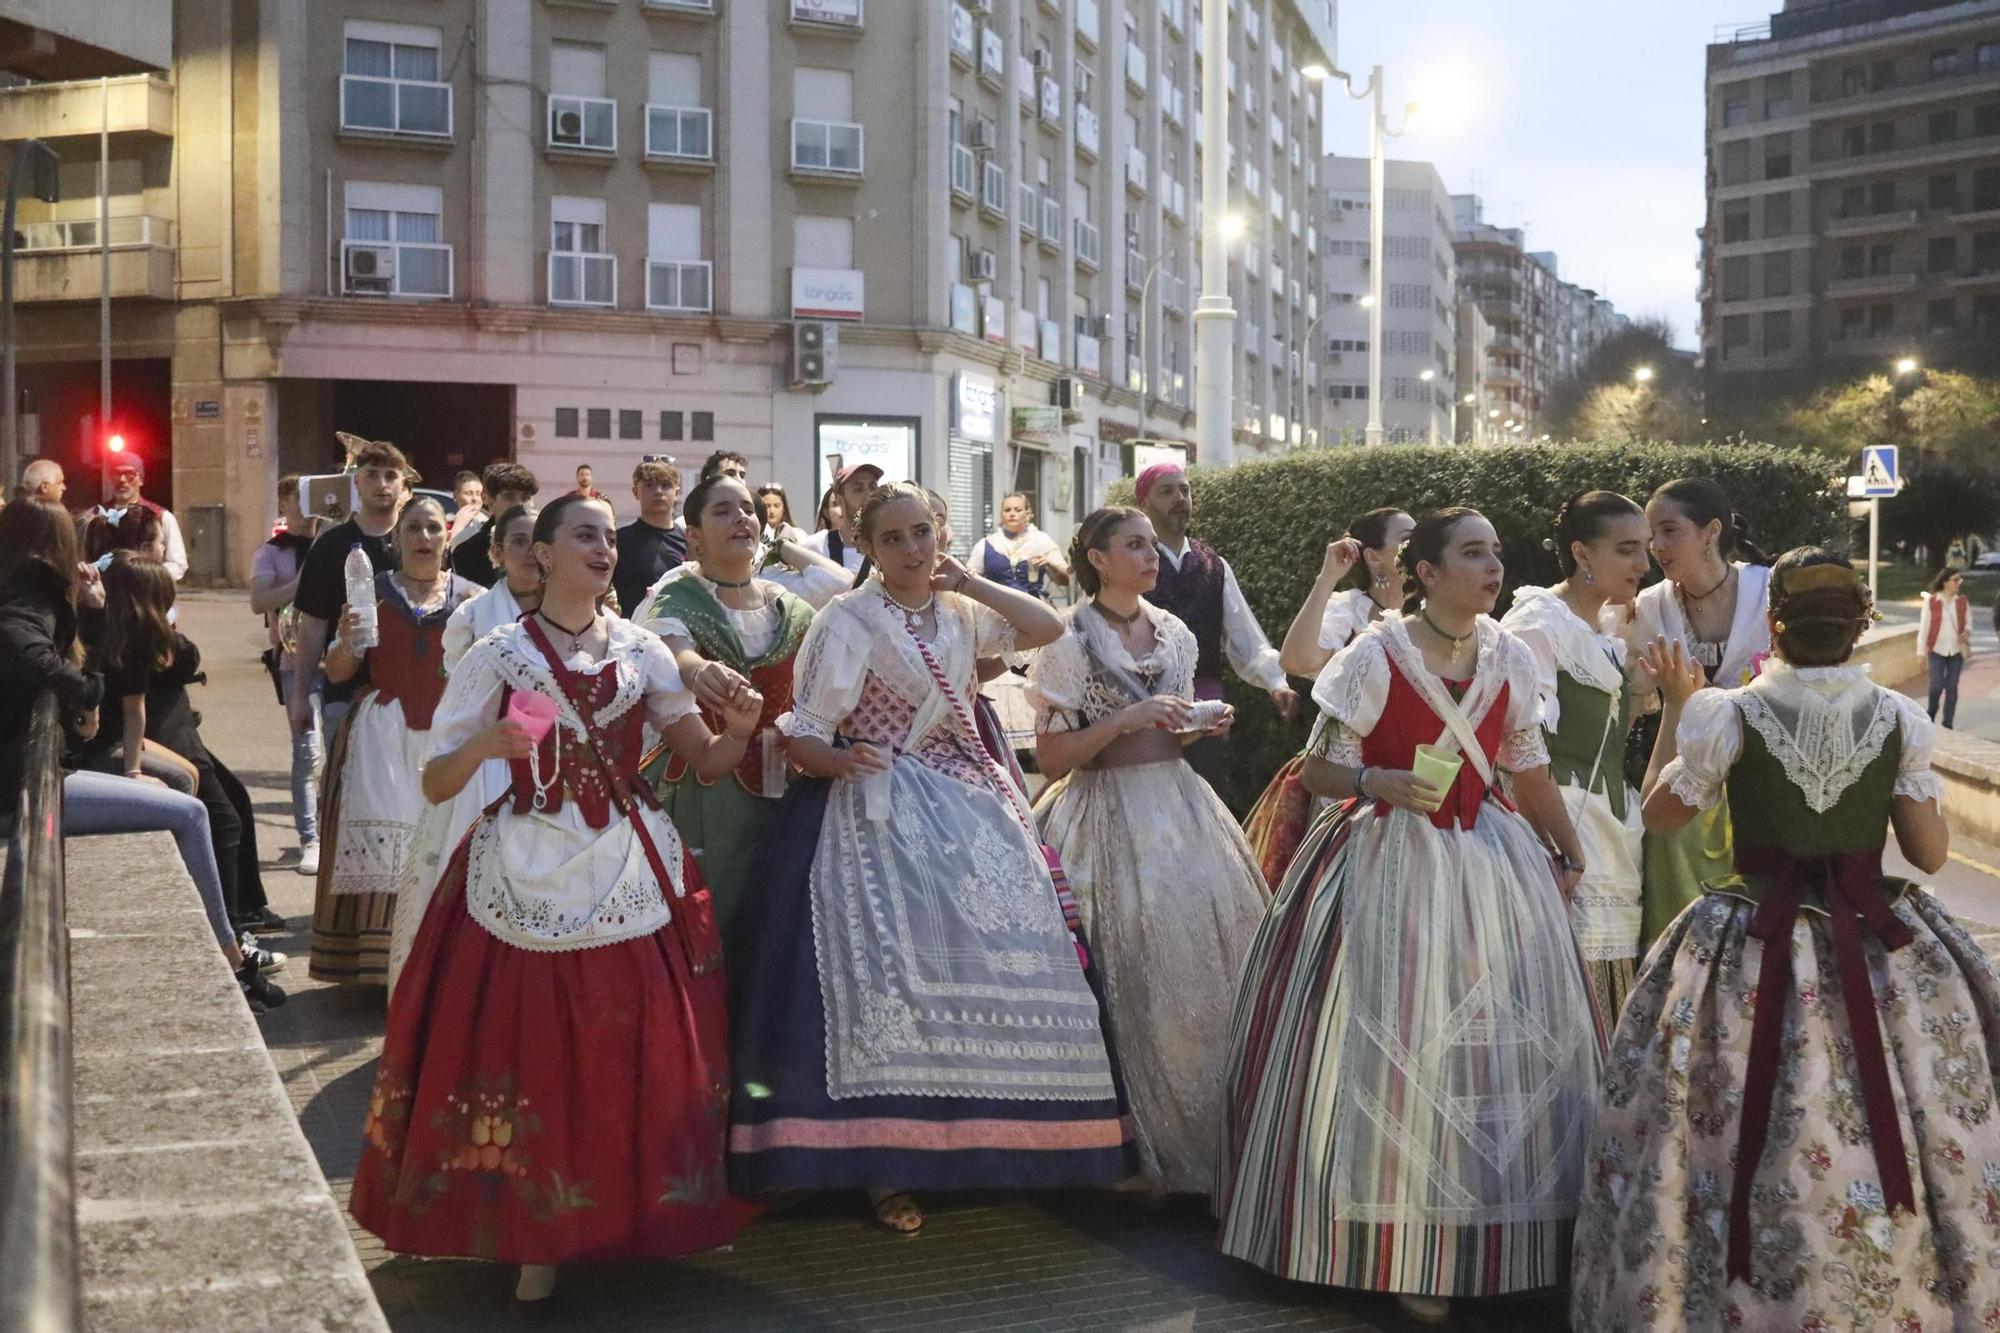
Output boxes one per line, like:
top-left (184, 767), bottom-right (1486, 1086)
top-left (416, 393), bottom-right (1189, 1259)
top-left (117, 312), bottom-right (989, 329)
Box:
top-left (365, 605), bottom-right (452, 730)
top-left (663, 654), bottom-right (798, 797)
top-left (1359, 658), bottom-right (1510, 831)
top-left (504, 665), bottom-right (653, 829)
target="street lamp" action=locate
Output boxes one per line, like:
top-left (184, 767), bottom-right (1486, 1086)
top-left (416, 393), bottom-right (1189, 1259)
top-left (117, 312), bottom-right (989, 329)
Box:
top-left (1136, 211), bottom-right (1240, 417)
top-left (1195, 0), bottom-right (1236, 468)
top-left (1633, 365), bottom-right (1655, 384)
top-left (1895, 356), bottom-right (1920, 377)
top-left (1330, 65), bottom-right (1419, 447)
top-left (1419, 369), bottom-right (1435, 382)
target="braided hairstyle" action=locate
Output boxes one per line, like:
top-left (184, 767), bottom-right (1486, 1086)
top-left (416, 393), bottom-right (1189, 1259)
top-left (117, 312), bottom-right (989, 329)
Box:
top-left (1768, 546), bottom-right (1872, 667)
top-left (1544, 490), bottom-right (1642, 576)
top-left (1068, 506), bottom-right (1147, 597)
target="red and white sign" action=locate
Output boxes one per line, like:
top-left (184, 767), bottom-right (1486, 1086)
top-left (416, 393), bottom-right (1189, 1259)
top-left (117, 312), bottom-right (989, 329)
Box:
top-left (791, 266), bottom-right (864, 321)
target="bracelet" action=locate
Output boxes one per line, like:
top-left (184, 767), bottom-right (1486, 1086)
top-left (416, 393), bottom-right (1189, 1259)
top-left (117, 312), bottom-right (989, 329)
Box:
top-left (954, 571), bottom-right (971, 593)
top-left (1353, 765), bottom-right (1370, 800)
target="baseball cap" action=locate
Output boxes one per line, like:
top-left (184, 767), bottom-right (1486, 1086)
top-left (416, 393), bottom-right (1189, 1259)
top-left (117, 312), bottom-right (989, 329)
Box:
top-left (835, 462), bottom-right (884, 487)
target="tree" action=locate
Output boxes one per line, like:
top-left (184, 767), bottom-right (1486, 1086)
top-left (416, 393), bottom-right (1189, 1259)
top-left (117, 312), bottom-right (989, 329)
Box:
top-left (1545, 319), bottom-right (1704, 444)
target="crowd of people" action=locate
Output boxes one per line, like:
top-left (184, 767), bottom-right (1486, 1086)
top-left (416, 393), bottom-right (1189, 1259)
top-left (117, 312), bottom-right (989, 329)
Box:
top-left (4, 439), bottom-right (1998, 1330)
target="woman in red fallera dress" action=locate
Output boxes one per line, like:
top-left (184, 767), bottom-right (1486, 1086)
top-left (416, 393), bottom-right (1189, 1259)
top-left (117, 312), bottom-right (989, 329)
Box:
top-left (350, 494), bottom-right (763, 1303)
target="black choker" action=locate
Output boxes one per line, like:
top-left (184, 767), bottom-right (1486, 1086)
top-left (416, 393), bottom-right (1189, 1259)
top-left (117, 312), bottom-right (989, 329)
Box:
top-left (705, 572), bottom-right (754, 589)
top-left (538, 610), bottom-right (593, 639)
top-left (1094, 600), bottom-right (1144, 626)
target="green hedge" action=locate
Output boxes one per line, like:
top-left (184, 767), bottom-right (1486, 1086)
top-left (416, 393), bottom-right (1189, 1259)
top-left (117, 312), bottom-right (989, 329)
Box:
top-left (1112, 442), bottom-right (1847, 813)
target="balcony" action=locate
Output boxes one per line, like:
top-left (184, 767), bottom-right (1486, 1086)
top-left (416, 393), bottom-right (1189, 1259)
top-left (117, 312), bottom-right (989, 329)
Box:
top-left (1075, 104), bottom-right (1100, 158)
top-left (549, 250), bottom-right (616, 306)
top-left (980, 29), bottom-right (1005, 83)
top-left (1039, 317), bottom-right (1062, 362)
top-left (1019, 182), bottom-right (1037, 234)
top-left (342, 72), bottom-right (452, 141)
top-left (340, 236), bottom-right (452, 299)
top-left (1161, 80), bottom-right (1185, 127)
top-left (1017, 56), bottom-right (1037, 108)
top-left (1076, 0), bottom-right (1100, 48)
top-left (644, 104), bottom-right (712, 163)
top-left (1077, 333), bottom-right (1102, 376)
top-left (950, 143), bottom-right (975, 201)
top-left (790, 118), bottom-right (863, 177)
top-left (1163, 177), bottom-right (1186, 219)
top-left (1039, 195), bottom-right (1062, 247)
top-left (1825, 271), bottom-right (1919, 297)
top-left (11, 215), bottom-right (175, 302)
top-left (790, 0), bottom-right (863, 29)
top-left (1125, 45), bottom-right (1148, 94)
top-left (1039, 77), bottom-right (1062, 127)
top-left (646, 258), bottom-right (713, 312)
top-left (949, 4), bottom-right (976, 64)
top-left (1125, 146), bottom-right (1148, 194)
top-left (1074, 218), bottom-right (1101, 270)
top-left (0, 74), bottom-right (175, 142)
top-left (980, 160), bottom-right (1006, 214)
top-left (1825, 208), bottom-right (1920, 237)
top-left (547, 95), bottom-right (616, 155)
top-left (1126, 248), bottom-right (1146, 292)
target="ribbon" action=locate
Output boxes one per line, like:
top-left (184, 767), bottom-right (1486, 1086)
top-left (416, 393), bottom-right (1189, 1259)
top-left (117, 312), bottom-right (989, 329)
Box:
top-left (1725, 844), bottom-right (1914, 1283)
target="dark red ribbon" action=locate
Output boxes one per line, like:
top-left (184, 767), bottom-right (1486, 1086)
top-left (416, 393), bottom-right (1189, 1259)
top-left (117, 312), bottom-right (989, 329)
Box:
top-left (1726, 844), bottom-right (1914, 1283)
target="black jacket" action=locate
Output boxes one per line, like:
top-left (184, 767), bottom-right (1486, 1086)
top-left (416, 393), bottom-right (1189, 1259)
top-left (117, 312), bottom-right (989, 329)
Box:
top-left (0, 562), bottom-right (103, 816)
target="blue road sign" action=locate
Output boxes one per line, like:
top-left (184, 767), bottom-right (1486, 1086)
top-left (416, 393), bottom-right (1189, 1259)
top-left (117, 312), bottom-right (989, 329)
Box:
top-left (1860, 445), bottom-right (1899, 497)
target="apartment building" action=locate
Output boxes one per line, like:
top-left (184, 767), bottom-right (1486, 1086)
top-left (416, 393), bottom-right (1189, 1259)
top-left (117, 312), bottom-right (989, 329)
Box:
top-left (0, 0), bottom-right (1334, 581)
top-left (1316, 155), bottom-right (1458, 445)
top-left (1701, 0), bottom-right (2000, 375)
top-left (1454, 297), bottom-right (1491, 442)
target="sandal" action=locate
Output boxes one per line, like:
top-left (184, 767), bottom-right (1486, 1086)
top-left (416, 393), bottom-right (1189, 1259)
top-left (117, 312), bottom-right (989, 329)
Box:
top-left (867, 1189), bottom-right (924, 1235)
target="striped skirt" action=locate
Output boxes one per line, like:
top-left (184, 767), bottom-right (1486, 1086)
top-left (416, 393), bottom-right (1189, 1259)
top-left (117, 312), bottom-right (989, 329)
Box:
top-left (1216, 797), bottom-right (1603, 1297)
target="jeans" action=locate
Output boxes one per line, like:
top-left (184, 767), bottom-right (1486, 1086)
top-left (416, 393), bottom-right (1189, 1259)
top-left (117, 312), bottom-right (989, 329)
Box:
top-left (62, 769), bottom-right (233, 951)
top-left (1929, 652), bottom-right (1965, 730)
top-left (279, 668), bottom-right (323, 845)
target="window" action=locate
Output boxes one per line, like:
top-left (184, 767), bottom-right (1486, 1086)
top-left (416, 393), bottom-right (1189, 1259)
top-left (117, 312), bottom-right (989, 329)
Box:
top-left (660, 411), bottom-right (684, 441)
top-left (1977, 231), bottom-right (2000, 273)
top-left (793, 214), bottom-right (854, 268)
top-left (1929, 237), bottom-right (1957, 273)
top-left (587, 408), bottom-right (611, 439)
top-left (618, 409), bottom-right (642, 440)
top-left (1840, 306), bottom-right (1867, 338)
top-left (1930, 47), bottom-right (1962, 77)
top-left (1929, 298), bottom-right (1958, 333)
top-left (1722, 255), bottom-right (1751, 300)
top-left (1931, 173), bottom-right (1961, 210)
top-left (1763, 192), bottom-right (1793, 237)
top-left (1871, 59), bottom-right (1896, 90)
top-left (550, 195), bottom-right (614, 306)
top-left (1721, 140), bottom-right (1751, 186)
top-left (1762, 253), bottom-right (1792, 298)
top-left (1762, 309), bottom-right (1792, 353)
top-left (1763, 134), bottom-right (1791, 179)
top-left (1840, 64), bottom-right (1867, 96)
top-left (341, 22), bottom-right (449, 137)
top-left (1930, 110), bottom-right (1959, 144)
top-left (1868, 242), bottom-right (1893, 276)
top-left (1980, 43), bottom-right (2000, 73)
top-left (1763, 73), bottom-right (1793, 119)
top-left (792, 67), bottom-right (861, 173)
top-left (646, 203), bottom-right (710, 312)
top-left (1869, 120), bottom-right (1895, 153)
top-left (645, 52), bottom-right (712, 160)
top-left (1839, 245), bottom-right (1865, 279)
top-left (1870, 181), bottom-right (1897, 213)
top-left (343, 181), bottom-right (449, 298)
top-left (1722, 202), bottom-right (1751, 242)
top-left (1979, 167), bottom-right (2000, 210)
top-left (1722, 314), bottom-right (1749, 355)
top-left (1868, 303), bottom-right (1894, 336)
top-left (1977, 103), bottom-right (2000, 137)
top-left (1722, 89), bottom-right (1749, 127)
top-left (556, 408), bottom-right (580, 437)
top-left (549, 43), bottom-right (615, 152)
top-left (692, 412), bottom-right (715, 442)
top-left (1841, 125), bottom-right (1867, 158)
top-left (1840, 184), bottom-right (1867, 218)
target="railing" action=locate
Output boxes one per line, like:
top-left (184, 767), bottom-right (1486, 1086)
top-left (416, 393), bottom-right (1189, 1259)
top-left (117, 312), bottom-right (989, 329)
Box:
top-left (1039, 194), bottom-right (1062, 245)
top-left (790, 118), bottom-right (863, 174)
top-left (950, 143), bottom-right (975, 198)
top-left (0, 693), bottom-right (80, 1333)
top-left (1075, 104), bottom-right (1099, 155)
top-left (340, 73), bottom-right (452, 138)
top-left (1076, 0), bottom-right (1100, 47)
top-left (1125, 44), bottom-right (1148, 92)
top-left (1074, 218), bottom-right (1101, 268)
top-left (980, 159), bottom-right (1006, 213)
top-left (15, 215), bottom-right (171, 251)
top-left (646, 257), bottom-right (712, 312)
top-left (644, 104), bottom-right (713, 161)
top-left (549, 250), bottom-right (616, 306)
top-left (341, 238), bottom-right (453, 298)
top-left (1019, 182), bottom-right (1037, 234)
top-left (548, 94), bottom-right (617, 153)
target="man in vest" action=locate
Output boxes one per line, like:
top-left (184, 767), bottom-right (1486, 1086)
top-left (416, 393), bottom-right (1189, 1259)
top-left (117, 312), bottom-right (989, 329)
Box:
top-left (1135, 460), bottom-right (1296, 790)
top-left (86, 455), bottom-right (188, 581)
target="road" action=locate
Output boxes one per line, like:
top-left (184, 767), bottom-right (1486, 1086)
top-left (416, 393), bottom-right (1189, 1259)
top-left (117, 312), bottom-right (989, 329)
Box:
top-left (167, 589), bottom-right (2000, 1332)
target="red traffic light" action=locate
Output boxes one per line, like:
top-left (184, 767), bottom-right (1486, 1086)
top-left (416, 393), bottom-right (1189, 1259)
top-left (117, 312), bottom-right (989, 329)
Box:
top-left (106, 433), bottom-right (127, 454)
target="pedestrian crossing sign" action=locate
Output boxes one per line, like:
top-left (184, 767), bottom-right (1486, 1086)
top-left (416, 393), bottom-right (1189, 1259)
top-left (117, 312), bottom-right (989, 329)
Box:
top-left (1860, 445), bottom-right (1899, 497)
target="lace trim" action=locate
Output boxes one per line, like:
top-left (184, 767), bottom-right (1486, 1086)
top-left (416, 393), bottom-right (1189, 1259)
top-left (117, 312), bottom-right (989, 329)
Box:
top-left (1499, 726), bottom-right (1551, 773)
top-left (1506, 589), bottom-right (1623, 695)
top-left (1894, 770), bottom-right (1944, 806)
top-left (1660, 754), bottom-right (1721, 811)
top-left (1737, 688), bottom-right (1901, 814)
top-left (483, 622), bottom-right (648, 734)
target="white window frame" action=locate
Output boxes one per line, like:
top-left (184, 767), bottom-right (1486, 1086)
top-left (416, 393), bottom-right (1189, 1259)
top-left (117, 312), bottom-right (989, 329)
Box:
top-left (645, 105), bottom-right (713, 161)
top-left (548, 95), bottom-right (617, 153)
top-left (342, 181), bottom-right (451, 298)
top-left (791, 119), bottom-right (864, 175)
top-left (549, 197), bottom-right (615, 307)
top-left (340, 22), bottom-right (451, 139)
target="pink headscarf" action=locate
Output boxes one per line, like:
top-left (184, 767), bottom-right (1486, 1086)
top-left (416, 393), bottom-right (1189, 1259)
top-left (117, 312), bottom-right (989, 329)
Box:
top-left (1134, 461), bottom-right (1186, 507)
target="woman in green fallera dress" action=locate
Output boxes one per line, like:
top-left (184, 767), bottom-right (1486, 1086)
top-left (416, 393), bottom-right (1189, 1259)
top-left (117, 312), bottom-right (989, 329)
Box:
top-left (1573, 547), bottom-right (2000, 1332)
top-left (1629, 477), bottom-right (1773, 949)
top-left (641, 475), bottom-right (849, 979)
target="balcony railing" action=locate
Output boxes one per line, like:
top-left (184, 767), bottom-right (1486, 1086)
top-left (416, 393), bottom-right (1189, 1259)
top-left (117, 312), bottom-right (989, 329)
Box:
top-left (950, 143), bottom-right (975, 199)
top-left (341, 73), bottom-right (452, 139)
top-left (980, 159), bottom-right (1006, 213)
top-left (1076, 0), bottom-right (1100, 47)
top-left (548, 95), bottom-right (617, 153)
top-left (1077, 332), bottom-right (1102, 376)
top-left (980, 29), bottom-right (1005, 81)
top-left (15, 215), bottom-right (171, 252)
top-left (646, 258), bottom-right (713, 312)
top-left (791, 0), bottom-right (863, 26)
top-left (791, 118), bottom-right (863, 174)
top-left (1040, 195), bottom-right (1062, 246)
top-left (644, 104), bottom-right (713, 161)
top-left (1074, 218), bottom-right (1101, 269)
top-left (341, 237), bottom-right (453, 298)
top-left (549, 250), bottom-right (616, 306)
top-left (1125, 44), bottom-right (1148, 93)
top-left (1019, 182), bottom-right (1038, 234)
top-left (1127, 247), bottom-right (1146, 292)
top-left (1075, 104), bottom-right (1100, 156)
top-left (1125, 146), bottom-right (1148, 193)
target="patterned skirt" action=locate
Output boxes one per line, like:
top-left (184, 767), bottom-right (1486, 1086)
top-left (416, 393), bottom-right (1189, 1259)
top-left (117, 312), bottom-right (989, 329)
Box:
top-left (1240, 751), bottom-right (1342, 889)
top-left (350, 829), bottom-right (749, 1265)
top-left (312, 695), bottom-right (429, 986)
top-left (1571, 885), bottom-right (2000, 1332)
top-left (1218, 798), bottom-right (1603, 1297)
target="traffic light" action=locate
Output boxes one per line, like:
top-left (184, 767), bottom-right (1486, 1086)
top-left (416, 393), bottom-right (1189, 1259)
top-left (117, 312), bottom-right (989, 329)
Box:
top-left (106, 433), bottom-right (126, 455)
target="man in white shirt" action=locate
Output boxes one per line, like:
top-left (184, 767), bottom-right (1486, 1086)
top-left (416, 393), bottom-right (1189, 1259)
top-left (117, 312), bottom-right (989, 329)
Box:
top-left (86, 456), bottom-right (188, 581)
top-left (801, 462), bottom-right (883, 575)
top-left (1135, 461), bottom-right (1297, 789)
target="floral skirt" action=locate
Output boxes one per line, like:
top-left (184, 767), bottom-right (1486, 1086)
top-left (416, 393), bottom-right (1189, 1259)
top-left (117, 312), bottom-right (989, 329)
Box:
top-left (350, 829), bottom-right (748, 1265)
top-left (1571, 885), bottom-right (2000, 1332)
top-left (1240, 752), bottom-right (1350, 889)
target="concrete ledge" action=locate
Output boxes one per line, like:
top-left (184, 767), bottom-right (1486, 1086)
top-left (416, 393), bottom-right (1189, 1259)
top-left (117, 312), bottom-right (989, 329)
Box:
top-left (1855, 622), bottom-right (1922, 687)
top-left (1932, 731), bottom-right (2000, 850)
top-left (65, 833), bottom-right (388, 1333)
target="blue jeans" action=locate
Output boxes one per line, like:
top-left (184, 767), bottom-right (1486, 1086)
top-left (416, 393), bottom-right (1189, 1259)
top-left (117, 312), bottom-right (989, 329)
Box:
top-left (279, 668), bottom-right (324, 845)
top-left (1929, 652), bottom-right (1965, 729)
top-left (62, 770), bottom-right (233, 951)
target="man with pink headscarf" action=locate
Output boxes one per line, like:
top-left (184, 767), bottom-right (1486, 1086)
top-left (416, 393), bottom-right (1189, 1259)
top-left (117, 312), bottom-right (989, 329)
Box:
top-left (1135, 461), bottom-right (1296, 791)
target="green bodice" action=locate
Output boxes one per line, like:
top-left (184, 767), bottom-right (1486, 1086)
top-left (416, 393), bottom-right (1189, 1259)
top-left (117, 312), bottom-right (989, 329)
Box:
top-left (1545, 669), bottom-right (1631, 819)
top-left (1723, 710), bottom-right (1902, 858)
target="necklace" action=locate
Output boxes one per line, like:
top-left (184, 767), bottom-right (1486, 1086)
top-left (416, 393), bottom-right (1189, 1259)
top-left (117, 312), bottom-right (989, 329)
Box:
top-left (703, 568), bottom-right (755, 589)
top-left (1093, 599), bottom-right (1144, 626)
top-left (537, 609), bottom-right (594, 653)
top-left (1680, 563), bottom-right (1733, 607)
top-left (1675, 566), bottom-right (1734, 670)
top-left (1419, 606), bottom-right (1474, 667)
top-left (884, 591), bottom-right (934, 632)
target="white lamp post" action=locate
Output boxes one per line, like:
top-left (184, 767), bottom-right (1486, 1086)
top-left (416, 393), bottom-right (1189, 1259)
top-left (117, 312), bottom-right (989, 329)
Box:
top-left (1194, 0), bottom-right (1236, 469)
top-left (1331, 66), bottom-right (1418, 447)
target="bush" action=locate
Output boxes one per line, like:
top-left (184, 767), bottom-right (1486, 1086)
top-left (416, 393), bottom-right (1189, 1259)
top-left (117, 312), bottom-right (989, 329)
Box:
top-left (1114, 442), bottom-right (1848, 813)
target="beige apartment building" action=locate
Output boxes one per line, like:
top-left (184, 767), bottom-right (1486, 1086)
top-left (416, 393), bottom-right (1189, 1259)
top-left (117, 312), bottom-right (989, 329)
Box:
top-left (1701, 0), bottom-right (2000, 376)
top-left (1, 0), bottom-right (1334, 581)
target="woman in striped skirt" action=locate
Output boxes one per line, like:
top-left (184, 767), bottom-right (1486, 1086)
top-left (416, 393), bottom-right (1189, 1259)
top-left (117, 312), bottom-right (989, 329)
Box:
top-left (1216, 508), bottom-right (1602, 1324)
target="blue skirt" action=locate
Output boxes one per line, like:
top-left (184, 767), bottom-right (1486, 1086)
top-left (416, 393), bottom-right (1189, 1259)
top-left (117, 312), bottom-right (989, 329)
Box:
top-left (727, 776), bottom-right (1138, 1193)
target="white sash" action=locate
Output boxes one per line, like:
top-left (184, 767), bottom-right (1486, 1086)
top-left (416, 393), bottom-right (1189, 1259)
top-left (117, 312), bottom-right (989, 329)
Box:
top-left (1400, 659), bottom-right (1497, 791)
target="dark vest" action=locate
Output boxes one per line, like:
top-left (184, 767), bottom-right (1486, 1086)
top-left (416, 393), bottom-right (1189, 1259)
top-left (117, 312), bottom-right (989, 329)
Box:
top-left (1151, 538), bottom-right (1226, 683)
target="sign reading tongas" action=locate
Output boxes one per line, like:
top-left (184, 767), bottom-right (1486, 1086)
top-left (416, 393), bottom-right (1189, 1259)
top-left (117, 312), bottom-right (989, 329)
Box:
top-left (953, 371), bottom-right (1000, 444)
top-left (792, 267), bottom-right (864, 321)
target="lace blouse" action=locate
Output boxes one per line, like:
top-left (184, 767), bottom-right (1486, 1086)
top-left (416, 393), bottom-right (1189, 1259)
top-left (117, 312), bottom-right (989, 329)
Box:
top-left (441, 581), bottom-right (529, 672)
top-left (1659, 662), bottom-right (1943, 813)
top-left (643, 568), bottom-right (816, 662)
top-left (1317, 587), bottom-right (1384, 654)
top-left (1500, 585), bottom-right (1627, 733)
top-left (1025, 601), bottom-right (1198, 733)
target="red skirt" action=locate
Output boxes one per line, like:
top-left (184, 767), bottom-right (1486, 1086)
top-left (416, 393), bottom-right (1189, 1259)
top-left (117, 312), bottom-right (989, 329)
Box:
top-left (349, 831), bottom-right (751, 1265)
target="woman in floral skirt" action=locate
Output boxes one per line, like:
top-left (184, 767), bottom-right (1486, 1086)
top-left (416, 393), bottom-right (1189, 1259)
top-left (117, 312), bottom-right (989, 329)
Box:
top-left (1572, 548), bottom-right (2000, 1332)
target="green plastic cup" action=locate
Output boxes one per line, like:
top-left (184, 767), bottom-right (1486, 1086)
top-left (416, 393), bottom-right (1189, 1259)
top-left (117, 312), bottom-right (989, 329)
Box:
top-left (1410, 744), bottom-right (1464, 805)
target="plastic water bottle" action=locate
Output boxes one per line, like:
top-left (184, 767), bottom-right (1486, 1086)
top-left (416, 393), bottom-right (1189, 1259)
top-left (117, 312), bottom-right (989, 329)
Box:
top-left (343, 544), bottom-right (379, 650)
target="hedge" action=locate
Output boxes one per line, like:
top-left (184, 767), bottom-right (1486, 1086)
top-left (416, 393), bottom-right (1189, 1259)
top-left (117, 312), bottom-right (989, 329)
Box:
top-left (1111, 442), bottom-right (1848, 813)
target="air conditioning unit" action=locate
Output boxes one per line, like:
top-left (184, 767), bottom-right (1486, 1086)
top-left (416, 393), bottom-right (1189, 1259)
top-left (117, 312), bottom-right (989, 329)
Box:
top-left (552, 107), bottom-right (585, 145)
top-left (967, 249), bottom-right (997, 281)
top-left (792, 319), bottom-right (837, 388)
top-left (1050, 376), bottom-right (1085, 410)
top-left (346, 245), bottom-right (395, 285)
top-left (970, 121), bottom-right (994, 151)
top-left (1033, 49), bottom-right (1053, 71)
top-left (1091, 313), bottom-right (1113, 338)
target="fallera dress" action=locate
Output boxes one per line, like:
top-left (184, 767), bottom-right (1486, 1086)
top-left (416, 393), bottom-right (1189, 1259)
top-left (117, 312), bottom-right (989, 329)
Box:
top-left (312, 571), bottom-right (479, 985)
top-left (1217, 616), bottom-right (1603, 1297)
top-left (1571, 662), bottom-right (2000, 1332)
top-left (1502, 585), bottom-right (1645, 1019)
top-left (1028, 600), bottom-right (1270, 1196)
top-left (351, 617), bottom-right (746, 1265)
top-left (726, 582), bottom-right (1137, 1192)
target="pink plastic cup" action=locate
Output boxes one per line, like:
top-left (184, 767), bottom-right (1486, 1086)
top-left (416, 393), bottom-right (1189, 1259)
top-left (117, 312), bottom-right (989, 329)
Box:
top-left (506, 690), bottom-right (559, 743)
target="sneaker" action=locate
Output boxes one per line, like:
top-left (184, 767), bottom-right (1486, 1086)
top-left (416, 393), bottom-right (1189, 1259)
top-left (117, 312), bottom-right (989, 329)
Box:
top-left (236, 906), bottom-right (288, 934)
top-left (238, 965), bottom-right (287, 1012)
top-left (238, 933), bottom-right (288, 974)
top-left (296, 841), bottom-right (321, 876)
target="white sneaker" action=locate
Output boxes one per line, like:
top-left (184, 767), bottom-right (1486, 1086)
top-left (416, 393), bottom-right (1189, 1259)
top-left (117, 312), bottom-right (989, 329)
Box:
top-left (296, 842), bottom-right (320, 876)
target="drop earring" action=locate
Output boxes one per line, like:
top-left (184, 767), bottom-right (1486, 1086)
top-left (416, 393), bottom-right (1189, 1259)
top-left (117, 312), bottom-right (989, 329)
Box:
top-left (1582, 566), bottom-right (1597, 586)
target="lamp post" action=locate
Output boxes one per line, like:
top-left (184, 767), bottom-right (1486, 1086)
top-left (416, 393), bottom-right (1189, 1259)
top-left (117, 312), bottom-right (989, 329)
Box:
top-left (1290, 307), bottom-right (1325, 449)
top-left (1331, 65), bottom-right (1418, 447)
top-left (1194, 0), bottom-right (1235, 468)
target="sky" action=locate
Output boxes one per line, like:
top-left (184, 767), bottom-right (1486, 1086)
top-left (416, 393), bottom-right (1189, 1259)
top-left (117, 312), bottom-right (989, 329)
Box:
top-left (1323, 0), bottom-right (1766, 348)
